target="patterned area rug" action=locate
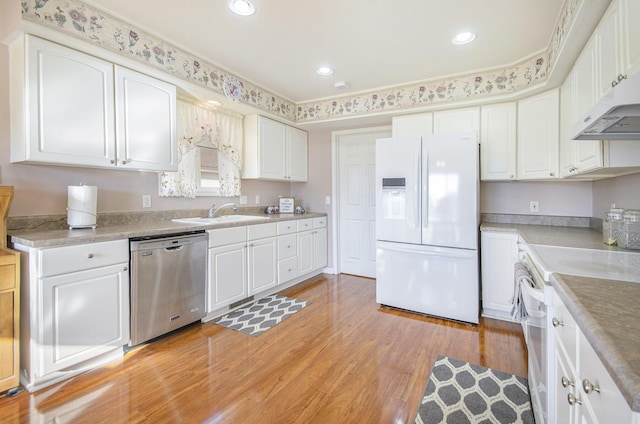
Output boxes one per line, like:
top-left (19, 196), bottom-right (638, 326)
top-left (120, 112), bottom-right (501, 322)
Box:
top-left (415, 355), bottom-right (534, 424)
top-left (212, 294), bottom-right (310, 336)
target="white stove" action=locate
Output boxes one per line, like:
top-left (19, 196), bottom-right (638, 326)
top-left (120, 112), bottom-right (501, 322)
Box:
top-left (528, 245), bottom-right (640, 283)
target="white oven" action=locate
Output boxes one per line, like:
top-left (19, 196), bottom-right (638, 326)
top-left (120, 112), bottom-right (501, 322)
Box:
top-left (517, 243), bottom-right (554, 424)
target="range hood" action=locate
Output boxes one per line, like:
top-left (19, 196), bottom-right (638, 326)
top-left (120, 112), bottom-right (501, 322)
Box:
top-left (572, 71), bottom-right (640, 140)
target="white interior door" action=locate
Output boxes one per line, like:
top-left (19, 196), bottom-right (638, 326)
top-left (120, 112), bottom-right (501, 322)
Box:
top-left (336, 127), bottom-right (391, 278)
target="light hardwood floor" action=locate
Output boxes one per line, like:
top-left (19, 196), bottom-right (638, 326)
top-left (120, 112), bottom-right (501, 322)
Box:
top-left (1, 274), bottom-right (527, 423)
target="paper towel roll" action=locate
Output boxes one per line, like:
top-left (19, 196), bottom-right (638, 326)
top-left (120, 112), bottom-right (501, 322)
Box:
top-left (67, 185), bottom-right (97, 229)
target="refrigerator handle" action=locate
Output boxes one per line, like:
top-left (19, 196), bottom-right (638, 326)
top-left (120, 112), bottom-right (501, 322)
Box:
top-left (422, 150), bottom-right (428, 230)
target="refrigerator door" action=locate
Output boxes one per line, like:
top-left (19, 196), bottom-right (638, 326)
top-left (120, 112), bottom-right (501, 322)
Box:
top-left (421, 133), bottom-right (478, 250)
top-left (375, 137), bottom-right (421, 244)
top-left (376, 241), bottom-right (479, 324)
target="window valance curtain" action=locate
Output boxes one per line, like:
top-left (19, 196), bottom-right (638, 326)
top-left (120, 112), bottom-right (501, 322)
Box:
top-left (159, 100), bottom-right (243, 198)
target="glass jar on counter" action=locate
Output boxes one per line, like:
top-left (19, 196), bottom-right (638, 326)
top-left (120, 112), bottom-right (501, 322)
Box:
top-left (618, 209), bottom-right (640, 250)
top-left (603, 205), bottom-right (625, 245)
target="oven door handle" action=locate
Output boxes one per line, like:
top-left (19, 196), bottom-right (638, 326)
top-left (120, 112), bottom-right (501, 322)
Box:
top-left (520, 279), bottom-right (545, 302)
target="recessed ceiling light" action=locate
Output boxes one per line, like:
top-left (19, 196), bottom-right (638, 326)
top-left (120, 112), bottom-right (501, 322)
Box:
top-left (229, 0), bottom-right (256, 16)
top-left (452, 32), bottom-right (476, 45)
top-left (316, 66), bottom-right (334, 76)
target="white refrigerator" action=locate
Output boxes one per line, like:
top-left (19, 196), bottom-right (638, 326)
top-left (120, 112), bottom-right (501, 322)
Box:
top-left (375, 133), bottom-right (479, 324)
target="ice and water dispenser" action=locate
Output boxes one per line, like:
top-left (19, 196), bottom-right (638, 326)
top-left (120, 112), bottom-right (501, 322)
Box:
top-left (381, 178), bottom-right (406, 220)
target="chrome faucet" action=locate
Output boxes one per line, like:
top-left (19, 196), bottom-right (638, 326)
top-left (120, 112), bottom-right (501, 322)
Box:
top-left (208, 202), bottom-right (237, 218)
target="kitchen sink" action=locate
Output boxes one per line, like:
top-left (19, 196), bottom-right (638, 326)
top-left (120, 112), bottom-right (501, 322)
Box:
top-left (172, 215), bottom-right (267, 225)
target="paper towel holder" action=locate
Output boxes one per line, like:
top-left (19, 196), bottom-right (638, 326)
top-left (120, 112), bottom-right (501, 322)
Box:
top-left (67, 183), bottom-right (98, 229)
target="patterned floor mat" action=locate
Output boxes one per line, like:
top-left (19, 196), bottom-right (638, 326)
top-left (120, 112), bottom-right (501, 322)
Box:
top-left (212, 294), bottom-right (310, 336)
top-left (415, 355), bottom-right (534, 424)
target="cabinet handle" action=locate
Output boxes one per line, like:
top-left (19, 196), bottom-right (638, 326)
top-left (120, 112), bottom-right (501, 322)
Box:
top-left (567, 393), bottom-right (582, 406)
top-left (552, 317), bottom-right (563, 327)
top-left (561, 376), bottom-right (574, 388)
top-left (87, 253), bottom-right (94, 259)
top-left (582, 379), bottom-right (600, 394)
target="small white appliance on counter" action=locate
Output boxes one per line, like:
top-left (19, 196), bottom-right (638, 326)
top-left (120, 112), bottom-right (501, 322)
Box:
top-left (375, 133), bottom-right (479, 324)
top-left (67, 184), bottom-right (97, 229)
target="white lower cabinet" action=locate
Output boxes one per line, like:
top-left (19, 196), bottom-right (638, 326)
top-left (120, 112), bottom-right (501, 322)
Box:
top-left (298, 218), bottom-right (328, 276)
top-left (551, 290), bottom-right (632, 423)
top-left (206, 217), bottom-right (327, 316)
top-left (13, 239), bottom-right (130, 392)
top-left (247, 223), bottom-right (278, 295)
top-left (480, 231), bottom-right (519, 321)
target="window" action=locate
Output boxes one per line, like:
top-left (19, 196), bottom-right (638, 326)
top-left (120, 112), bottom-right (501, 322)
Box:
top-left (196, 145), bottom-right (220, 196)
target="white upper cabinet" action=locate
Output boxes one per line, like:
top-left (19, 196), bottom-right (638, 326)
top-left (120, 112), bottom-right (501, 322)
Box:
top-left (11, 35), bottom-right (177, 172)
top-left (433, 107), bottom-right (480, 136)
top-left (620, 0), bottom-right (640, 76)
top-left (391, 113), bottom-right (433, 137)
top-left (480, 102), bottom-right (517, 181)
top-left (243, 115), bottom-right (308, 181)
top-left (114, 66), bottom-right (177, 171)
top-left (517, 89), bottom-right (560, 180)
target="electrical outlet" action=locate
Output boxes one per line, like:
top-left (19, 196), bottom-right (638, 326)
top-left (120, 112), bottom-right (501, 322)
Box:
top-left (239, 195), bottom-right (248, 205)
top-left (530, 201), bottom-right (539, 213)
top-left (255, 195), bottom-right (261, 204)
top-left (325, 196), bottom-right (331, 205)
top-left (142, 195), bottom-right (151, 208)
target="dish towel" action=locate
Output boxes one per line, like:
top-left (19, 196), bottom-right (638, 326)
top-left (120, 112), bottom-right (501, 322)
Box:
top-left (511, 262), bottom-right (535, 321)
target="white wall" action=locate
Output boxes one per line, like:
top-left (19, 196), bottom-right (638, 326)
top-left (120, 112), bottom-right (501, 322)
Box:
top-left (592, 173), bottom-right (640, 219)
top-left (480, 181), bottom-right (593, 217)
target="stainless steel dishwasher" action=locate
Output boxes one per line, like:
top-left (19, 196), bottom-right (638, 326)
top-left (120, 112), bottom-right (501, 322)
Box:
top-left (129, 231), bottom-right (207, 346)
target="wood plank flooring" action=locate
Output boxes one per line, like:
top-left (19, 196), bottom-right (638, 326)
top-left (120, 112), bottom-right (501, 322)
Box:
top-left (0, 274), bottom-right (527, 423)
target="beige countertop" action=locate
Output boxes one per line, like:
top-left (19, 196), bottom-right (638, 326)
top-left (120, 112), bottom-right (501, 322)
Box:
top-left (9, 212), bottom-right (327, 248)
top-left (482, 222), bottom-right (640, 412)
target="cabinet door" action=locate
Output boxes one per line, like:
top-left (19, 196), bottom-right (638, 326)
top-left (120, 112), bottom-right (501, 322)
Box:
top-left (596, 1), bottom-right (623, 100)
top-left (207, 242), bottom-right (247, 311)
top-left (517, 89), bottom-right (560, 180)
top-left (560, 74), bottom-right (578, 177)
top-left (259, 117), bottom-right (287, 180)
top-left (433, 107), bottom-right (480, 135)
top-left (621, 0), bottom-right (640, 76)
top-left (286, 126), bottom-right (308, 181)
top-left (0, 291), bottom-right (16, 391)
top-left (26, 36), bottom-right (116, 167)
top-left (573, 38), bottom-right (598, 130)
top-left (480, 103), bottom-right (516, 180)
top-left (115, 66), bottom-right (177, 171)
top-left (297, 230), bottom-right (314, 276)
top-left (41, 264), bottom-right (129, 374)
top-left (313, 228), bottom-right (328, 270)
top-left (392, 113), bottom-right (433, 137)
top-left (480, 232), bottom-right (518, 320)
top-left (248, 237), bottom-right (277, 295)
top-left (553, 343), bottom-right (579, 424)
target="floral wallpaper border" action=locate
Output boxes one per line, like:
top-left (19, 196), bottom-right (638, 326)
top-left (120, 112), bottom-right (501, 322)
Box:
top-left (21, 0), bottom-right (581, 124)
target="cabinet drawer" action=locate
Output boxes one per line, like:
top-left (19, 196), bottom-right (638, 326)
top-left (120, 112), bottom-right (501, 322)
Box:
top-left (278, 257), bottom-right (298, 284)
top-left (552, 291), bottom-right (578, 360)
top-left (0, 265), bottom-right (15, 291)
top-left (579, 330), bottom-right (631, 423)
top-left (312, 217), bottom-right (327, 228)
top-left (297, 219), bottom-right (313, 232)
top-left (208, 227), bottom-right (246, 248)
top-left (39, 240), bottom-right (128, 277)
top-left (277, 220), bottom-right (296, 235)
top-left (247, 223), bottom-right (277, 241)
top-left (278, 234), bottom-right (297, 260)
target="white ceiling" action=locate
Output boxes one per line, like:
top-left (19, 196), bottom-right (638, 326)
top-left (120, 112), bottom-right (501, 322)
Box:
top-left (85, 0), bottom-right (564, 103)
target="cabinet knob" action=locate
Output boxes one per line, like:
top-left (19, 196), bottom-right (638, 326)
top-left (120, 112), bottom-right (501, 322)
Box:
top-left (87, 253), bottom-right (94, 259)
top-left (561, 376), bottom-right (574, 388)
top-left (552, 317), bottom-right (563, 327)
top-left (567, 393), bottom-right (582, 406)
top-left (509, 174), bottom-right (514, 179)
top-left (287, 245), bottom-right (291, 248)
top-left (110, 160), bottom-right (116, 164)
top-left (582, 379), bottom-right (600, 394)
top-left (618, 73), bottom-right (627, 82)
top-left (612, 79), bottom-right (619, 88)
top-left (550, 172), bottom-right (555, 177)
top-left (123, 266), bottom-right (128, 272)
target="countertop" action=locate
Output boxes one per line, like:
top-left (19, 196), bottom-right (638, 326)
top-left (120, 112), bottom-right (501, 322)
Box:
top-left (9, 212), bottom-right (327, 248)
top-left (482, 222), bottom-right (640, 412)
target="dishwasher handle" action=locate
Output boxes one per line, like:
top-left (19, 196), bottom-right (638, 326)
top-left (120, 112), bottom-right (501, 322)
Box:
top-left (165, 245), bottom-right (184, 252)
